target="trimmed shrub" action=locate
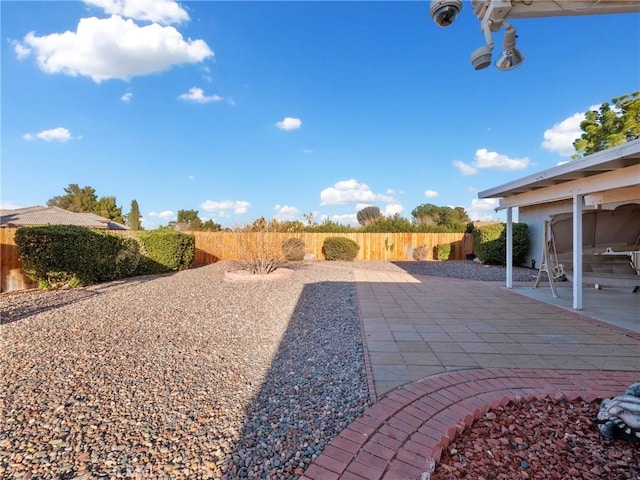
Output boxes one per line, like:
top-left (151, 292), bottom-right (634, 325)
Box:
top-left (282, 237), bottom-right (305, 261)
top-left (322, 237), bottom-right (359, 261)
top-left (135, 231), bottom-right (195, 274)
top-left (472, 223), bottom-right (530, 266)
top-left (436, 243), bottom-right (453, 260)
top-left (14, 225), bottom-right (141, 288)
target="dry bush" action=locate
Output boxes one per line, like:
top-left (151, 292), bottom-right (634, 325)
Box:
top-left (412, 244), bottom-right (430, 261)
top-left (230, 224), bottom-right (290, 274)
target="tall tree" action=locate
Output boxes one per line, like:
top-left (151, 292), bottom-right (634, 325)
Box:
top-left (176, 209), bottom-right (203, 231)
top-left (411, 203), bottom-right (470, 228)
top-left (94, 196), bottom-right (124, 223)
top-left (127, 199), bottom-right (142, 230)
top-left (356, 206), bottom-right (382, 226)
top-left (202, 219), bottom-right (221, 232)
top-left (573, 91), bottom-right (640, 158)
top-left (47, 184), bottom-right (97, 213)
top-left (411, 203), bottom-right (441, 225)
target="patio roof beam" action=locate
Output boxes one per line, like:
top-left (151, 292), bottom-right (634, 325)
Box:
top-left (496, 164), bottom-right (640, 210)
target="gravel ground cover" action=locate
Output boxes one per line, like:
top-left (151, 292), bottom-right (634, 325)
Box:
top-left (433, 397), bottom-right (640, 480)
top-left (0, 259), bottom-right (567, 480)
top-left (0, 262), bottom-right (368, 479)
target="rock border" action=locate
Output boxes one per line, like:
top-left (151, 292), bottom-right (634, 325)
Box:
top-left (223, 267), bottom-right (294, 283)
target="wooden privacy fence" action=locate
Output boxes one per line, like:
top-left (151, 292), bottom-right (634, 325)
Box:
top-left (1, 228), bottom-right (37, 293)
top-left (191, 231), bottom-right (473, 265)
top-left (0, 228), bottom-right (473, 292)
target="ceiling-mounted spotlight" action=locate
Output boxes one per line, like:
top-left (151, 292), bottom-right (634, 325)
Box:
top-left (471, 45), bottom-right (493, 70)
top-left (495, 22), bottom-right (524, 70)
top-left (470, 20), bottom-right (495, 70)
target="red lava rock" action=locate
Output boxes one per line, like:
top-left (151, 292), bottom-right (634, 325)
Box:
top-left (432, 398), bottom-right (640, 480)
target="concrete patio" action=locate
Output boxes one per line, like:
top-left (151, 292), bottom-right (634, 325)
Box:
top-left (351, 269), bottom-right (638, 398)
top-left (302, 268), bottom-right (639, 480)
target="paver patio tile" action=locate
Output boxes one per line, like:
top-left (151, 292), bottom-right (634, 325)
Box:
top-left (392, 331), bottom-right (421, 341)
top-left (395, 341), bottom-right (434, 353)
top-left (425, 341), bottom-right (463, 352)
top-left (455, 342), bottom-right (500, 354)
top-left (476, 333), bottom-right (514, 343)
top-left (367, 341), bottom-right (399, 352)
top-left (400, 352), bottom-right (441, 365)
top-left (433, 352), bottom-right (480, 368)
top-left (364, 331), bottom-right (395, 341)
top-left (406, 365), bottom-right (446, 380)
top-left (369, 352), bottom-right (405, 364)
top-left (384, 323), bottom-right (418, 332)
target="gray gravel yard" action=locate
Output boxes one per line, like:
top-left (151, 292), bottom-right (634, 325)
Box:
top-left (0, 260), bottom-right (534, 479)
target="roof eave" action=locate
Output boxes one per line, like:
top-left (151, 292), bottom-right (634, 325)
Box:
top-left (477, 139), bottom-right (640, 200)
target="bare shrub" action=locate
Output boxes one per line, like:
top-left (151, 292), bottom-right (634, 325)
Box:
top-left (412, 244), bottom-right (430, 261)
top-left (230, 223), bottom-right (288, 274)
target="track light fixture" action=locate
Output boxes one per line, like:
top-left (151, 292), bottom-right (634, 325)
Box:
top-left (495, 22), bottom-right (524, 70)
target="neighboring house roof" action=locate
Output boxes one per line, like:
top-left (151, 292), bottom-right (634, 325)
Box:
top-left (0, 206), bottom-right (130, 230)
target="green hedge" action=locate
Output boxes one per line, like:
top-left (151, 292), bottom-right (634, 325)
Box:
top-left (472, 223), bottom-right (530, 266)
top-left (322, 237), bottom-right (359, 261)
top-left (436, 243), bottom-right (453, 260)
top-left (135, 231), bottom-right (195, 274)
top-left (15, 225), bottom-right (141, 288)
top-left (14, 226), bottom-right (194, 288)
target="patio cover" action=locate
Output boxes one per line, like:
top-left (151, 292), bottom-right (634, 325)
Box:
top-left (477, 138), bottom-right (640, 309)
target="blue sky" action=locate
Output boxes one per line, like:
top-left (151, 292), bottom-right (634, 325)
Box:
top-left (2, 1), bottom-right (639, 229)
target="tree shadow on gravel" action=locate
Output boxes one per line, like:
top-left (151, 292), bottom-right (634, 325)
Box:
top-left (221, 279), bottom-right (370, 479)
top-left (0, 275), bottom-right (161, 325)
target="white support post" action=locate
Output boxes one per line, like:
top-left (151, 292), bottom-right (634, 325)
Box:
top-left (506, 207), bottom-right (513, 289)
top-left (572, 194), bottom-right (583, 309)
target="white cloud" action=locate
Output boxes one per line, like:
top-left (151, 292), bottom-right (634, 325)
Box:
top-left (320, 179), bottom-right (376, 205)
top-left (201, 200), bottom-right (250, 215)
top-left (541, 104), bottom-right (602, 157)
top-left (13, 42), bottom-right (31, 59)
top-left (148, 210), bottom-right (174, 219)
top-left (14, 15), bottom-right (212, 83)
top-left (120, 91), bottom-right (133, 102)
top-left (329, 213), bottom-right (358, 226)
top-left (23, 127), bottom-right (75, 142)
top-left (453, 149), bottom-right (529, 175)
top-left (273, 204), bottom-right (300, 221)
top-left (303, 149), bottom-right (313, 154)
top-left (83, 0), bottom-right (189, 25)
top-left (467, 198), bottom-right (500, 221)
top-left (178, 87), bottom-right (222, 103)
top-left (424, 190), bottom-right (438, 198)
top-left (452, 159), bottom-right (478, 176)
top-left (275, 117), bottom-right (302, 131)
top-left (187, 175), bottom-right (195, 180)
top-left (355, 203), bottom-right (373, 211)
top-left (384, 203), bottom-right (404, 216)
top-left (541, 112), bottom-right (583, 157)
top-left (474, 149), bottom-right (530, 171)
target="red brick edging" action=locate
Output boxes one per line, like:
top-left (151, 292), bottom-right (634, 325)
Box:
top-left (301, 368), bottom-right (638, 480)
